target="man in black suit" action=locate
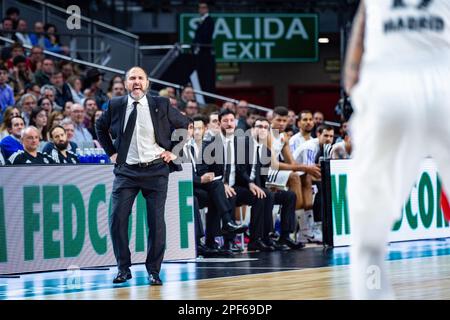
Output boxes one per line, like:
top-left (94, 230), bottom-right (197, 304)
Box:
top-left (96, 66), bottom-right (189, 285)
top-left (199, 109), bottom-right (275, 252)
top-left (192, 1), bottom-right (216, 100)
top-left (248, 118), bottom-right (305, 250)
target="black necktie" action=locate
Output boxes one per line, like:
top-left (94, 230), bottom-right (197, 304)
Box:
top-left (117, 101), bottom-right (138, 164)
top-left (254, 146), bottom-right (262, 187)
top-left (224, 140), bottom-right (232, 184)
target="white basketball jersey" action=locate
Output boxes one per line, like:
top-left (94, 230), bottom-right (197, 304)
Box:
top-left (362, 0), bottom-right (450, 65)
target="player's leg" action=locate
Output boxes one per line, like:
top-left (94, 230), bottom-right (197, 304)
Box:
top-left (348, 76), bottom-right (424, 299)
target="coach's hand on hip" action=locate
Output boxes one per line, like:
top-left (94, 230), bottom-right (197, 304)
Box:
top-left (160, 151), bottom-right (176, 163)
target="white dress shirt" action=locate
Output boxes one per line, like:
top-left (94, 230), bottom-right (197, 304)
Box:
top-left (250, 138), bottom-right (263, 182)
top-left (125, 95), bottom-right (165, 164)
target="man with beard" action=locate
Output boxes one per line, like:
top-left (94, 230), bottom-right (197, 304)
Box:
top-left (96, 66), bottom-right (188, 286)
top-left (0, 115), bottom-right (25, 159)
top-left (7, 126), bottom-right (54, 165)
top-left (44, 125), bottom-right (79, 164)
top-left (289, 110), bottom-right (314, 154)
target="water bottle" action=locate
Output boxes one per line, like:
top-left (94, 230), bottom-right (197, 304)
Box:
top-left (76, 148), bottom-right (85, 163)
top-left (84, 148), bottom-right (92, 163)
top-left (274, 216), bottom-right (281, 235)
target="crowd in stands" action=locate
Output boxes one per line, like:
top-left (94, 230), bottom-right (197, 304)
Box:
top-left (0, 6), bottom-right (353, 257)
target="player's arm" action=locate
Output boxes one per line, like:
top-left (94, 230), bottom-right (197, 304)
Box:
top-left (344, 0), bottom-right (366, 95)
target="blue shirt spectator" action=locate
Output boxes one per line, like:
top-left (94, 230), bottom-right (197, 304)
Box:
top-left (0, 66), bottom-right (15, 123)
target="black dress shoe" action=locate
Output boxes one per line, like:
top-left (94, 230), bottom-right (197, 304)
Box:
top-left (149, 273), bottom-right (163, 286)
top-left (278, 237), bottom-right (305, 250)
top-left (204, 243), bottom-right (232, 257)
top-left (265, 239), bottom-right (290, 251)
top-left (223, 240), bottom-right (243, 253)
top-left (197, 243), bottom-right (218, 257)
top-left (113, 270), bottom-right (132, 284)
top-left (247, 239), bottom-right (275, 252)
top-left (221, 221), bottom-right (249, 235)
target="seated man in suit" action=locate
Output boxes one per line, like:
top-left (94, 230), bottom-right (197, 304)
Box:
top-left (249, 117), bottom-right (305, 250)
top-left (200, 109), bottom-right (275, 252)
top-left (183, 115), bottom-right (248, 257)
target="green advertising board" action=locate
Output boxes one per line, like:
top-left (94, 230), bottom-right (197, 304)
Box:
top-left (179, 13), bottom-right (319, 62)
top-left (0, 164), bottom-right (195, 274)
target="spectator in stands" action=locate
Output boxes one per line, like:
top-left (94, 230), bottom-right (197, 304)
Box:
top-left (0, 106), bottom-right (20, 139)
top-left (312, 111), bottom-right (324, 138)
top-left (5, 7), bottom-right (20, 30)
top-left (70, 103), bottom-right (94, 149)
top-left (102, 81), bottom-right (125, 110)
top-left (83, 98), bottom-right (98, 129)
top-left (43, 23), bottom-right (69, 55)
top-left (28, 46), bottom-right (44, 73)
top-left (18, 93), bottom-right (37, 126)
top-left (7, 126), bottom-right (55, 165)
top-left (266, 110), bottom-right (273, 122)
top-left (14, 19), bottom-right (32, 47)
top-left (29, 22), bottom-right (46, 48)
top-left (0, 115), bottom-right (25, 159)
top-left (63, 101), bottom-right (73, 119)
top-left (67, 75), bottom-right (84, 104)
top-left (37, 96), bottom-right (53, 114)
top-left (59, 61), bottom-right (76, 81)
top-left (25, 83), bottom-right (41, 100)
top-left (34, 58), bottom-right (54, 87)
top-left (106, 75), bottom-right (124, 99)
top-left (89, 109), bottom-right (103, 146)
top-left (29, 106), bottom-right (49, 148)
top-left (6, 42), bottom-right (31, 74)
top-left (44, 125), bottom-right (79, 164)
top-left (48, 111), bottom-right (64, 129)
top-left (1, 18), bottom-right (14, 47)
top-left (204, 111), bottom-right (219, 140)
top-left (0, 65), bottom-right (15, 123)
top-left (9, 55), bottom-right (33, 98)
top-left (184, 100), bottom-right (199, 117)
top-left (236, 100), bottom-right (250, 132)
top-left (331, 132), bottom-right (352, 160)
top-left (245, 109), bottom-right (259, 132)
top-left (289, 110), bottom-right (314, 154)
top-left (287, 109), bottom-right (299, 135)
top-left (50, 69), bottom-right (73, 108)
top-left (221, 101), bottom-right (236, 113)
top-left (179, 86), bottom-right (195, 110)
top-left (40, 84), bottom-right (62, 111)
top-left (165, 86), bottom-right (176, 99)
top-left (60, 118), bottom-right (78, 151)
top-left (84, 68), bottom-right (108, 108)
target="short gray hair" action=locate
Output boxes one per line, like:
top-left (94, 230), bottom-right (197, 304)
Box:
top-left (40, 84), bottom-right (56, 96)
top-left (21, 126), bottom-right (39, 139)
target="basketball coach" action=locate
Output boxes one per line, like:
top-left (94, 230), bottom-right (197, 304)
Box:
top-left (96, 66), bottom-right (189, 285)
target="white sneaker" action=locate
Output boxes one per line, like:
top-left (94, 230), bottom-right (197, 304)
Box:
top-left (306, 222), bottom-right (323, 243)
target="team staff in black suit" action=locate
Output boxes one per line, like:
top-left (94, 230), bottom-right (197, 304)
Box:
top-left (199, 109), bottom-right (275, 252)
top-left (248, 118), bottom-right (305, 250)
top-left (96, 66), bottom-right (189, 285)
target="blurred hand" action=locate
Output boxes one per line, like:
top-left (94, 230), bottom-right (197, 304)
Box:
top-left (249, 182), bottom-right (266, 199)
top-left (110, 153), bottom-right (117, 164)
top-left (306, 164), bottom-right (321, 179)
top-left (224, 184), bottom-right (236, 198)
top-left (160, 151), bottom-right (177, 163)
top-left (200, 172), bottom-right (214, 184)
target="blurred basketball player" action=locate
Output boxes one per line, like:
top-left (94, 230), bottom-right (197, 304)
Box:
top-left (344, 0), bottom-right (450, 299)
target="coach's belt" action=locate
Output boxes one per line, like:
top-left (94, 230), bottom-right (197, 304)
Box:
top-left (128, 158), bottom-right (164, 167)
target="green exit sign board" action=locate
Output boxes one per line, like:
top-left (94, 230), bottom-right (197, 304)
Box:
top-left (179, 13), bottom-right (319, 62)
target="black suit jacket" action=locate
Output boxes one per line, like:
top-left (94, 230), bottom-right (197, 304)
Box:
top-left (236, 136), bottom-right (272, 188)
top-left (95, 94), bottom-right (189, 170)
top-left (193, 15), bottom-right (214, 48)
top-left (197, 135), bottom-right (248, 186)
